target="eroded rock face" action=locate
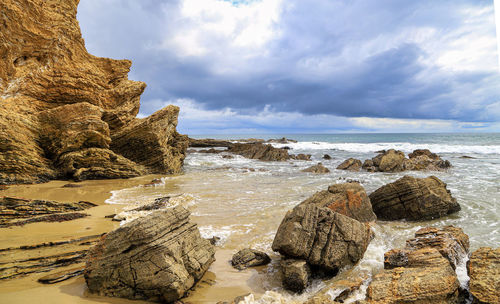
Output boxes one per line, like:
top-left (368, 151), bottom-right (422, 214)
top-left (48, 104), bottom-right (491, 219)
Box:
top-left (468, 247), bottom-right (500, 304)
top-left (0, 0), bottom-right (187, 184)
top-left (84, 206), bottom-right (215, 303)
top-left (363, 149), bottom-right (406, 172)
top-left (272, 204), bottom-right (372, 272)
top-left (367, 248), bottom-right (460, 303)
top-left (336, 158), bottom-right (362, 171)
top-left (228, 143), bottom-right (291, 161)
top-left (299, 183), bottom-right (376, 222)
top-left (280, 259), bottom-right (311, 293)
top-left (361, 149), bottom-right (451, 173)
top-left (369, 176), bottom-right (460, 221)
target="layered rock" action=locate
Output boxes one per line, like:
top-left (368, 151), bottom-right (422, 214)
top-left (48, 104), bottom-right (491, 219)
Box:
top-left (228, 143), bottom-right (291, 161)
top-left (369, 176), bottom-right (460, 221)
top-left (272, 204), bottom-right (372, 272)
top-left (231, 248), bottom-right (271, 270)
top-left (363, 149), bottom-right (406, 172)
top-left (301, 163), bottom-right (330, 174)
top-left (84, 206), bottom-right (215, 302)
top-left (336, 158), bottom-right (362, 171)
top-left (0, 196), bottom-right (96, 227)
top-left (468, 247), bottom-right (500, 304)
top-left (360, 149), bottom-right (451, 173)
top-left (299, 183), bottom-right (376, 222)
top-left (0, 0), bottom-right (187, 184)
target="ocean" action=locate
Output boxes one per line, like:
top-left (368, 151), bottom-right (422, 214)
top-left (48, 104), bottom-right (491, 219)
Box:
top-left (107, 133), bottom-right (500, 303)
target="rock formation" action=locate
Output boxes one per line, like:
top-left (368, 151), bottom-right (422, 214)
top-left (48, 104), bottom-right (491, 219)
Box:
top-left (367, 226), bottom-right (468, 303)
top-left (272, 204), bottom-right (372, 273)
top-left (369, 176), bottom-right (460, 221)
top-left (300, 183), bottom-right (376, 222)
top-left (228, 143), bottom-right (291, 161)
top-left (336, 158), bottom-right (362, 171)
top-left (360, 149), bottom-right (451, 173)
top-left (84, 206), bottom-right (215, 303)
top-left (280, 259), bottom-right (311, 293)
top-left (0, 0), bottom-right (187, 184)
top-left (0, 196), bottom-right (96, 227)
top-left (468, 247), bottom-right (500, 304)
top-left (231, 248), bottom-right (271, 270)
top-left (301, 163), bottom-right (330, 174)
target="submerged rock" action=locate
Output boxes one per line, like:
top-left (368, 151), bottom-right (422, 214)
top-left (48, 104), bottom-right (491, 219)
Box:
top-left (292, 153), bottom-right (312, 161)
top-left (299, 183), bottom-right (376, 222)
top-left (369, 176), bottom-right (460, 221)
top-left (301, 163), bottom-right (330, 174)
top-left (280, 258), bottom-right (311, 293)
top-left (231, 248), bottom-right (271, 270)
top-left (84, 206), bottom-right (215, 303)
top-left (0, 0), bottom-right (187, 184)
top-left (266, 137), bottom-right (298, 144)
top-left (468, 247), bottom-right (500, 304)
top-left (228, 143), bottom-right (291, 161)
top-left (272, 203), bottom-right (372, 272)
top-left (323, 154), bottom-right (332, 160)
top-left (336, 158), bottom-right (362, 171)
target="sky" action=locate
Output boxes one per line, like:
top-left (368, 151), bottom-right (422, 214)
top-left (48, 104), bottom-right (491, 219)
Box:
top-left (77, 0), bottom-right (500, 134)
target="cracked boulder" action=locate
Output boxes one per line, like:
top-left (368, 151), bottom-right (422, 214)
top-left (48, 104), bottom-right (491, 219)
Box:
top-left (84, 206), bottom-right (215, 303)
top-left (369, 175), bottom-right (460, 221)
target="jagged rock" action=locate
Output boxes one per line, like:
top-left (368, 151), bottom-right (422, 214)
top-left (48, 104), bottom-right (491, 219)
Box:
top-left (228, 143), bottom-right (291, 161)
top-left (0, 196), bottom-right (96, 227)
top-left (293, 154), bottom-right (312, 161)
top-left (84, 206), bottom-right (215, 303)
top-left (216, 294), bottom-right (252, 304)
top-left (188, 138), bottom-right (234, 148)
top-left (266, 137), bottom-right (297, 144)
top-left (323, 154), bottom-right (332, 160)
top-left (272, 204), bottom-right (372, 272)
top-left (408, 149), bottom-right (440, 160)
top-left (336, 158), bottom-right (362, 171)
top-left (369, 176), bottom-right (460, 221)
top-left (0, 0), bottom-right (186, 184)
top-left (468, 247), bottom-right (500, 304)
top-left (299, 183), bottom-right (376, 222)
top-left (404, 149), bottom-right (451, 171)
top-left (405, 226), bottom-right (469, 269)
top-left (363, 149), bottom-right (406, 172)
top-left (305, 274), bottom-right (367, 304)
top-left (280, 259), bottom-right (311, 293)
top-left (361, 149), bottom-right (451, 173)
top-left (231, 248), bottom-right (271, 270)
top-left (367, 248), bottom-right (460, 303)
top-left (301, 163), bottom-right (330, 174)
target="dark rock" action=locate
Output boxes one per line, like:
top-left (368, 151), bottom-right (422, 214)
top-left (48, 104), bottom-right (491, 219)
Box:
top-left (299, 183), bottom-right (376, 222)
top-left (408, 149), bottom-right (440, 160)
top-left (143, 178), bottom-right (162, 187)
top-left (460, 155), bottom-right (475, 159)
top-left (468, 247), bottom-right (500, 304)
top-left (336, 158), bottom-right (362, 171)
top-left (199, 148), bottom-right (225, 154)
top-left (282, 146), bottom-right (291, 150)
top-left (293, 154), bottom-right (312, 161)
top-left (272, 203), bottom-right (373, 272)
top-left (222, 155), bottom-right (233, 159)
top-left (61, 183), bottom-right (83, 188)
top-left (280, 259), bottom-right (311, 293)
top-left (231, 248), bottom-right (271, 270)
top-left (369, 175), bottom-right (461, 221)
top-left (208, 236), bottom-right (221, 246)
top-left (266, 137), bottom-right (298, 144)
top-left (38, 267), bottom-right (84, 284)
top-left (84, 206), bottom-right (215, 303)
top-left (228, 143), bottom-right (291, 161)
top-left (301, 163), bottom-right (330, 174)
top-left (188, 138), bottom-right (234, 148)
top-left (322, 154), bottom-right (332, 160)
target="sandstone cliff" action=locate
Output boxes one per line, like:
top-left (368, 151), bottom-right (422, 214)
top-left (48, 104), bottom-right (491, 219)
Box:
top-left (0, 0), bottom-right (187, 184)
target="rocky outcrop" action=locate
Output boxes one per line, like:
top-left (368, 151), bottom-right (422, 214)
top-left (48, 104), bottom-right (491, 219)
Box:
top-left (292, 153), bottom-right (312, 161)
top-left (0, 0), bottom-right (187, 184)
top-left (361, 149), bottom-right (451, 173)
top-left (299, 183), bottom-right (376, 222)
top-left (367, 248), bottom-right (460, 303)
top-left (336, 158), bottom-right (362, 171)
top-left (84, 206), bottom-right (215, 302)
top-left (188, 138), bottom-right (234, 148)
top-left (301, 163), bottom-right (330, 174)
top-left (228, 143), bottom-right (291, 161)
top-left (0, 196), bottom-right (96, 227)
top-left (272, 204), bottom-right (372, 272)
top-left (266, 137), bottom-right (297, 144)
top-left (369, 176), bottom-right (460, 221)
top-left (231, 248), bottom-right (271, 270)
top-left (367, 226), bottom-right (468, 304)
top-left (280, 259), bottom-right (311, 293)
top-left (468, 247), bottom-right (500, 304)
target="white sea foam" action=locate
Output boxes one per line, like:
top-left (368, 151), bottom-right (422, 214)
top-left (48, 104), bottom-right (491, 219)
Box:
top-left (271, 142), bottom-right (500, 154)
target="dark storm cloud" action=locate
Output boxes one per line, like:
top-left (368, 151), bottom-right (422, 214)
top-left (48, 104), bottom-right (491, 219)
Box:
top-left (77, 0), bottom-right (500, 125)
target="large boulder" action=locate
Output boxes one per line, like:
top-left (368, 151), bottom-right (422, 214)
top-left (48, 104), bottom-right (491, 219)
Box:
top-left (404, 149), bottom-right (451, 171)
top-left (299, 183), bottom-right (376, 222)
top-left (468, 247), bottom-right (500, 304)
top-left (369, 176), bottom-right (460, 221)
top-left (367, 248), bottom-right (460, 303)
top-left (301, 163), bottom-right (330, 174)
top-left (336, 158), bottom-right (362, 171)
top-left (228, 143), bottom-right (291, 161)
top-left (0, 0), bottom-right (187, 184)
top-left (84, 206), bottom-right (215, 302)
top-left (363, 149), bottom-right (406, 172)
top-left (272, 204), bottom-right (372, 272)
top-left (362, 149), bottom-right (451, 173)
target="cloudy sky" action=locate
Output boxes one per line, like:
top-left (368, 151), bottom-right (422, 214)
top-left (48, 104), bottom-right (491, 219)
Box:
top-left (77, 0), bottom-right (500, 134)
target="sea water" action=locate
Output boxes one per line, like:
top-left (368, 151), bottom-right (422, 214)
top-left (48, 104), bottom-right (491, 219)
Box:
top-left (106, 133), bottom-right (500, 303)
